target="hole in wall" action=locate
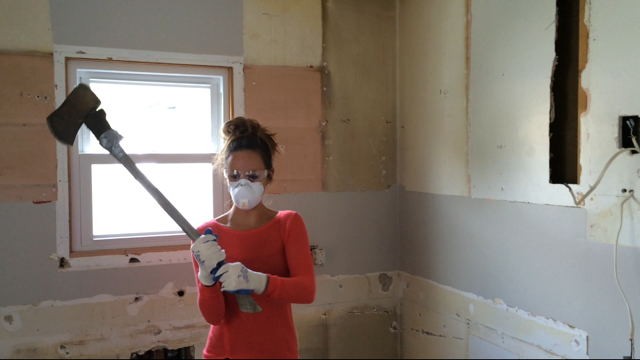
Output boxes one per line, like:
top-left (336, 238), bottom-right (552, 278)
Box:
top-left (129, 258), bottom-right (141, 264)
top-left (550, 0), bottom-right (586, 185)
top-left (176, 290), bottom-right (185, 298)
top-left (131, 346), bottom-right (195, 359)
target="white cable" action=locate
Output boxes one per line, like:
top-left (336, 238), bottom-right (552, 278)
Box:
top-left (563, 134), bottom-right (640, 358)
top-left (564, 136), bottom-right (640, 206)
top-left (615, 193), bottom-right (636, 359)
top-left (564, 148), bottom-right (630, 206)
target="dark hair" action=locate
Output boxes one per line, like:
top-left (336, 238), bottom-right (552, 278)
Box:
top-left (215, 117), bottom-right (279, 173)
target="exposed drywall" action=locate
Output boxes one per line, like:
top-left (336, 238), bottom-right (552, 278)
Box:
top-left (400, 190), bottom-right (640, 358)
top-left (398, 0), bottom-right (469, 197)
top-left (295, 273), bottom-right (400, 359)
top-left (0, 0), bottom-right (53, 53)
top-left (398, 273), bottom-right (588, 359)
top-left (0, 53), bottom-right (57, 202)
top-left (243, 0), bottom-right (322, 67)
top-left (49, 0), bottom-right (243, 56)
top-left (321, 0), bottom-right (397, 192)
top-left (469, 0), bottom-right (575, 206)
top-left (244, 66), bottom-right (323, 194)
top-left (0, 273), bottom-right (398, 359)
top-left (578, 1), bottom-right (640, 247)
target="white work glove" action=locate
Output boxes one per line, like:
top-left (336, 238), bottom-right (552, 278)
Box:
top-left (217, 263), bottom-right (269, 295)
top-left (191, 229), bottom-right (226, 287)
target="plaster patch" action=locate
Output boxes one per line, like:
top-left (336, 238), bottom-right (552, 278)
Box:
top-left (127, 296), bottom-right (149, 316)
top-left (378, 273), bottom-right (394, 293)
top-left (158, 282), bottom-right (179, 298)
top-left (390, 321), bottom-right (399, 333)
top-left (2, 313), bottom-right (22, 332)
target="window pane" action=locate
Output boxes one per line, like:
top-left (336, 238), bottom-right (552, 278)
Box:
top-left (92, 163), bottom-right (214, 238)
top-left (83, 80), bottom-right (216, 154)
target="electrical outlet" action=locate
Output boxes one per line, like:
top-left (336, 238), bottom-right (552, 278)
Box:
top-left (620, 115), bottom-right (640, 154)
top-left (310, 245), bottom-right (325, 266)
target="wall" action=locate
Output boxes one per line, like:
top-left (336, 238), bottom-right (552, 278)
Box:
top-left (49, 0), bottom-right (243, 56)
top-left (321, 0), bottom-right (397, 192)
top-left (398, 0), bottom-right (469, 197)
top-left (398, 273), bottom-right (588, 359)
top-left (0, 0), bottom-right (52, 53)
top-left (399, 0), bottom-right (640, 358)
top-left (0, 0), bottom-right (57, 202)
top-left (0, 1), bottom-right (401, 358)
top-left (0, 273), bottom-right (400, 359)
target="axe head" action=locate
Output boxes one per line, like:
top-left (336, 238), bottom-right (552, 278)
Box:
top-left (47, 84), bottom-right (102, 146)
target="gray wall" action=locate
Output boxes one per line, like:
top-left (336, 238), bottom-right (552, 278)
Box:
top-left (266, 185), bottom-right (400, 276)
top-left (400, 189), bottom-right (640, 359)
top-left (0, 188), bottom-right (399, 307)
top-left (49, 0), bottom-right (243, 55)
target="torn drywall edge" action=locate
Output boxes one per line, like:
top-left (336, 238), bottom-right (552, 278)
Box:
top-left (399, 273), bottom-right (587, 337)
top-left (470, 322), bottom-right (568, 359)
top-left (400, 273), bottom-right (588, 359)
top-left (48, 250), bottom-right (194, 272)
top-left (0, 282), bottom-right (195, 314)
top-left (1, 275), bottom-right (399, 359)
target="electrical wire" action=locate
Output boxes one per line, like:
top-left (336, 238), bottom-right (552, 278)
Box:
top-left (564, 126), bottom-right (640, 206)
top-left (564, 148), bottom-right (630, 206)
top-left (563, 132), bottom-right (640, 358)
top-left (615, 193), bottom-right (636, 359)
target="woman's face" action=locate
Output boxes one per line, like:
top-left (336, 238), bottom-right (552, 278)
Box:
top-left (225, 150), bottom-right (273, 184)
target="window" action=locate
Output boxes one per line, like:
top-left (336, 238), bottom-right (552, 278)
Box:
top-left (67, 59), bottom-right (229, 253)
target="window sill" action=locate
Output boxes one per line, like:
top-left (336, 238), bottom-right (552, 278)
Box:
top-left (54, 246), bottom-right (192, 272)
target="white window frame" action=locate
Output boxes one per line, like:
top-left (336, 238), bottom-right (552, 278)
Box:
top-left (53, 45), bottom-right (244, 271)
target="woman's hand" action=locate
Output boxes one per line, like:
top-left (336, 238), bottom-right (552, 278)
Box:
top-left (191, 229), bottom-right (226, 287)
top-left (217, 263), bottom-right (268, 295)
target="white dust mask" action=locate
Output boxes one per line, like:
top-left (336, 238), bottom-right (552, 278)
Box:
top-left (229, 179), bottom-right (265, 210)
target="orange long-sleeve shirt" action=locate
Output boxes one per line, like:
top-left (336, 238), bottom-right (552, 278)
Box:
top-left (193, 211), bottom-right (316, 359)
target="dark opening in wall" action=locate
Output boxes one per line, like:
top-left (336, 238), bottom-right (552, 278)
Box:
top-left (131, 346), bottom-right (195, 359)
top-left (550, 0), bottom-right (583, 185)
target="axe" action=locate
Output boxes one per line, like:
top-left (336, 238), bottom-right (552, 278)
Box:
top-left (47, 84), bottom-right (262, 314)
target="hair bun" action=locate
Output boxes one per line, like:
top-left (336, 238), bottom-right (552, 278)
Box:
top-left (222, 117), bottom-right (262, 140)
top-left (215, 116), bottom-right (279, 172)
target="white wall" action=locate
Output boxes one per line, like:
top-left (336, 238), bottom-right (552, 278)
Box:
top-left (398, 0), bottom-right (640, 357)
top-left (398, 0), bottom-right (469, 197)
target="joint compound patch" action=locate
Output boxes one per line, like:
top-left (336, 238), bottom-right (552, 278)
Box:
top-left (378, 273), bottom-right (393, 293)
top-left (126, 296), bottom-right (149, 316)
top-left (2, 313), bottom-right (22, 332)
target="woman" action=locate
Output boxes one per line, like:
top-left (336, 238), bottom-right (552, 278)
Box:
top-left (191, 117), bottom-right (316, 359)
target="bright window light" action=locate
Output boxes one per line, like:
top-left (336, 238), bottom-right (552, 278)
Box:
top-left (91, 163), bottom-right (214, 238)
top-left (82, 80), bottom-right (216, 154)
top-left (67, 59), bottom-right (229, 252)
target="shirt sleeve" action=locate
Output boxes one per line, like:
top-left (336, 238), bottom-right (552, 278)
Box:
top-left (192, 255), bottom-right (227, 326)
top-left (262, 213), bottom-right (316, 304)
